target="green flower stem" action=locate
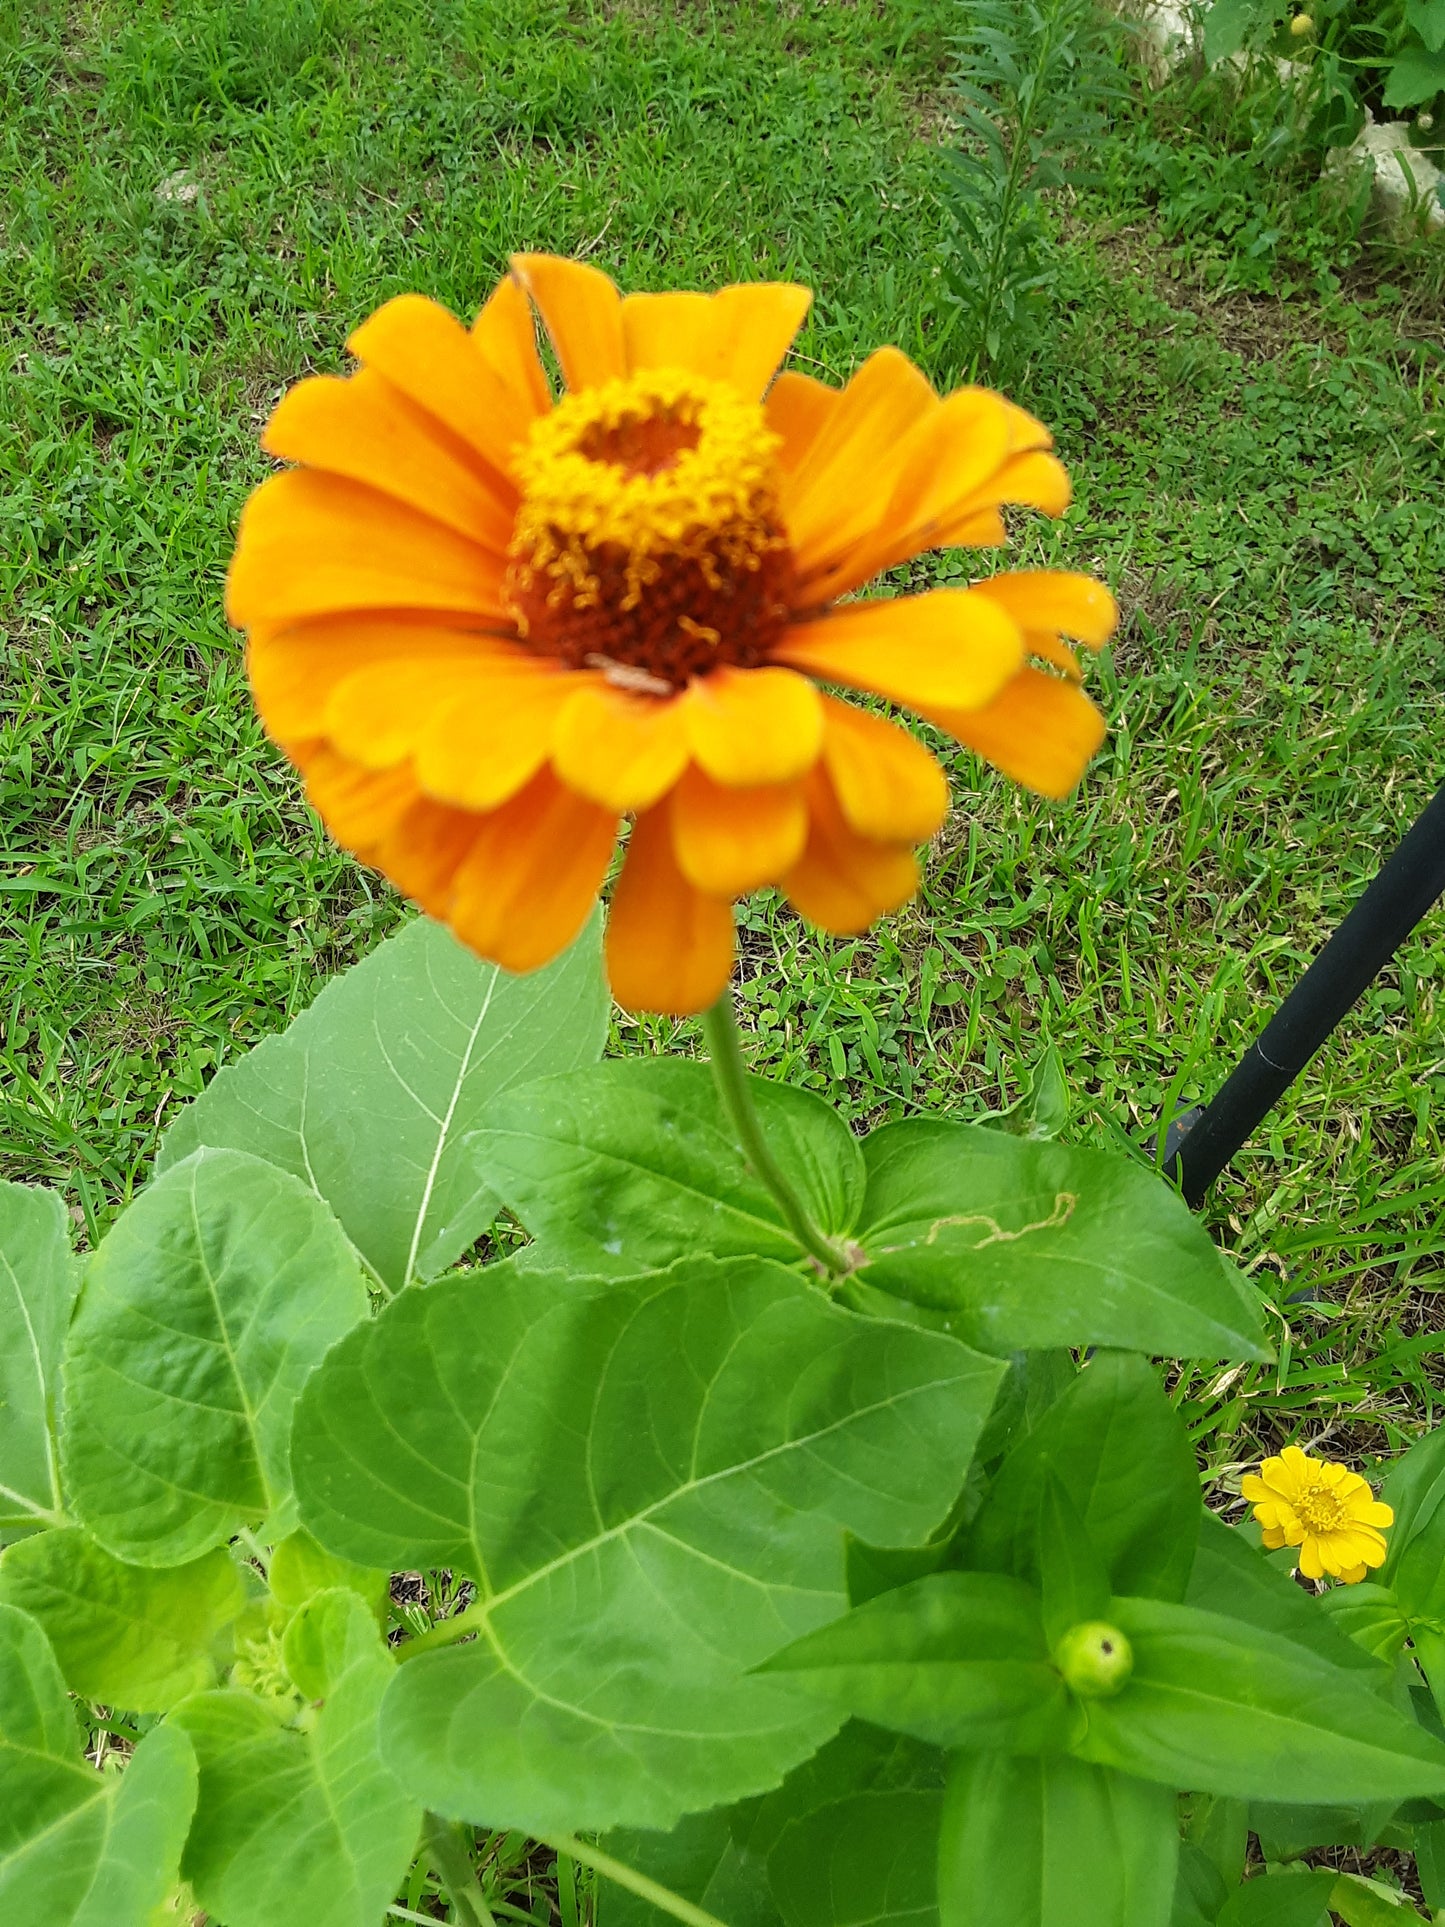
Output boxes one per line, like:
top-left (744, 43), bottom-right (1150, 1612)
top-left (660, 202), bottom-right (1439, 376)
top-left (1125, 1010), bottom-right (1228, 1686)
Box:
top-left (537, 1832), bottom-right (729, 1927)
top-left (424, 1811), bottom-right (497, 1927)
top-left (699, 994), bottom-right (850, 1277)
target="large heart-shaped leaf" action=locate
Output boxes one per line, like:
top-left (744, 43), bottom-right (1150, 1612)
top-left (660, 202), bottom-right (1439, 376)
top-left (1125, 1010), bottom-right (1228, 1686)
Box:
top-left (851, 1120), bottom-right (1267, 1359)
top-left (160, 913), bottom-right (607, 1291)
top-left (937, 1751), bottom-right (1178, 1927)
top-left (62, 1149), bottom-right (368, 1565)
top-left (0, 1181), bottom-right (77, 1535)
top-left (970, 1352), bottom-right (1201, 1602)
top-left (292, 1255), bottom-right (1003, 1834)
top-left (769, 1789), bottom-right (942, 1927)
top-left (0, 1526), bottom-right (245, 1711)
top-left (0, 1601), bottom-right (197, 1922)
top-left (760, 1572), bottom-right (1070, 1752)
top-left (174, 1590), bottom-right (420, 1927)
top-left (598, 1810), bottom-right (780, 1927)
top-left (470, 1060), bottom-right (864, 1273)
top-left (1075, 1597), bottom-right (1445, 1803)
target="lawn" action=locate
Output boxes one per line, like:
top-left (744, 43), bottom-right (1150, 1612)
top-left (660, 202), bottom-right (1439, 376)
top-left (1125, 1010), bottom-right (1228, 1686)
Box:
top-left (1, 0), bottom-right (1444, 1894)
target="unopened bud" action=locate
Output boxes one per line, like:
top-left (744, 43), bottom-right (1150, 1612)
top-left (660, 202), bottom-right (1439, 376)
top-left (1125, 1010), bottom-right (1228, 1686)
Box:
top-left (1420, 112), bottom-right (1436, 132)
top-left (1055, 1620), bottom-right (1134, 1698)
top-left (1290, 11), bottom-right (1314, 33)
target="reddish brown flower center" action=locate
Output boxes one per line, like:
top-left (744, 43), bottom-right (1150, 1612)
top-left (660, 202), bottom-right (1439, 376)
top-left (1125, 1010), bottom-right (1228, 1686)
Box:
top-left (506, 371), bottom-right (795, 692)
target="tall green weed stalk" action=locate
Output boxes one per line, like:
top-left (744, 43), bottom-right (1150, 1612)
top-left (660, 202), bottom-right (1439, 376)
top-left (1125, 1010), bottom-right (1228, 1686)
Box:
top-left (937, 0), bottom-right (1126, 384)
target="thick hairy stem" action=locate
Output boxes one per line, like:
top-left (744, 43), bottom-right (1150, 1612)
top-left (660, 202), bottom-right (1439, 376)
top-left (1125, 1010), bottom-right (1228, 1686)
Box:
top-left (699, 993), bottom-right (851, 1277)
top-left (538, 1832), bottom-right (730, 1927)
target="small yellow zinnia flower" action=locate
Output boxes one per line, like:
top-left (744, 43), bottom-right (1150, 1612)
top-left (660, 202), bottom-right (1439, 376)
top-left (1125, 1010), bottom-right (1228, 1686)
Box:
top-left (1241, 1445), bottom-right (1394, 1584)
top-left (229, 255), bottom-right (1116, 1013)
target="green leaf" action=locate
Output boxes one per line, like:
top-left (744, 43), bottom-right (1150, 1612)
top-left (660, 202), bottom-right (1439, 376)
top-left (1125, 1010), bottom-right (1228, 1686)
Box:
top-left (0, 1181), bottom-right (77, 1534)
top-left (0, 1526), bottom-right (245, 1711)
top-left (598, 1810), bottom-right (780, 1927)
top-left (0, 1601), bottom-right (198, 1922)
top-left (159, 913), bottom-right (607, 1291)
top-left (1187, 1514), bottom-right (1385, 1675)
top-left (292, 1255), bottom-right (1003, 1833)
top-left (971, 1353), bottom-right (1201, 1602)
top-left (174, 1590), bottom-right (421, 1927)
top-left (1407, 0), bottom-right (1445, 54)
top-left (1074, 1597), bottom-right (1445, 1804)
top-left (1036, 1472), bottom-right (1111, 1646)
top-left (1318, 1585), bottom-right (1411, 1665)
top-left (470, 1060), bottom-right (864, 1273)
top-left (1384, 44), bottom-right (1445, 109)
top-left (1381, 1426), bottom-right (1445, 1623)
top-left (62, 1149), bottom-right (368, 1566)
top-left (1203, 0), bottom-right (1266, 65)
top-left (937, 1751), bottom-right (1178, 1927)
top-left (1216, 1872), bottom-right (1335, 1927)
top-left (1182, 1790), bottom-right (1248, 1890)
top-left (1173, 1842), bottom-right (1228, 1927)
top-left (760, 1572), bottom-right (1070, 1752)
top-left (1330, 1872), bottom-right (1430, 1926)
top-left (270, 1528), bottom-right (388, 1623)
top-left (1415, 1815), bottom-right (1445, 1909)
top-left (768, 1790), bottom-right (942, 1927)
top-left (851, 1121), bottom-right (1267, 1359)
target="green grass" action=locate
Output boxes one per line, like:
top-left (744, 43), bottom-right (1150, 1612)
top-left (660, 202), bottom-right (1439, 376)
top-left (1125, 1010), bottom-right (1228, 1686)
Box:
top-left (2, 3), bottom-right (1445, 1904)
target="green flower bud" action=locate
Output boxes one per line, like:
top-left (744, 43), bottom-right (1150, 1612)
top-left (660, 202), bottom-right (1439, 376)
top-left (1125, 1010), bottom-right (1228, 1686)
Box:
top-left (1055, 1620), bottom-right (1134, 1698)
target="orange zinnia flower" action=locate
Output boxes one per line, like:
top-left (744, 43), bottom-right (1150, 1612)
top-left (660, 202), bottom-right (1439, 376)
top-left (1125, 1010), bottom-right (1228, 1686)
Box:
top-left (230, 256), bottom-right (1115, 1013)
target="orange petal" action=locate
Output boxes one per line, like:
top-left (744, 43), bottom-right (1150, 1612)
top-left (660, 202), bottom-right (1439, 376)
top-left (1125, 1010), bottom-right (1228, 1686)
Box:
top-left (415, 671), bottom-right (589, 812)
top-left (227, 471), bottom-right (511, 632)
top-left (373, 795), bottom-right (480, 920)
top-left (323, 653), bottom-right (585, 812)
top-left (929, 451), bottom-right (1072, 546)
top-left (511, 253), bottom-right (625, 393)
top-left (669, 767), bottom-right (807, 896)
top-left (552, 683), bottom-right (690, 811)
top-left (605, 808), bottom-right (736, 1015)
top-left (298, 742), bottom-right (420, 850)
top-left (706, 282), bottom-right (812, 400)
top-left (765, 371), bottom-right (839, 477)
top-left (820, 696), bottom-right (949, 844)
top-left (923, 667), bottom-right (1106, 800)
top-left (798, 387), bottom-right (1015, 600)
top-left (447, 770), bottom-right (618, 975)
top-left (682, 665), bottom-right (823, 786)
top-left (621, 291), bottom-right (716, 378)
top-left (972, 571), bottom-right (1118, 648)
top-left (471, 273), bottom-right (552, 419)
top-left (783, 770), bottom-right (918, 936)
top-left (262, 369), bottom-right (516, 552)
top-left (249, 616), bottom-right (519, 746)
top-left (346, 294), bottom-right (534, 480)
top-left (780, 347), bottom-right (938, 578)
top-left (776, 590), bottom-right (1023, 714)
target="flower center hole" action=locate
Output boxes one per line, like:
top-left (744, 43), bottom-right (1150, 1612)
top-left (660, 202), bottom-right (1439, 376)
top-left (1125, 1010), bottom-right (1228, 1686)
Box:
top-left (578, 412), bottom-right (702, 478)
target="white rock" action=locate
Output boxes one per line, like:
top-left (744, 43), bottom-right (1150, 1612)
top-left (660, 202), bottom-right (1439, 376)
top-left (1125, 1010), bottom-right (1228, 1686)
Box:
top-left (154, 170), bottom-right (201, 206)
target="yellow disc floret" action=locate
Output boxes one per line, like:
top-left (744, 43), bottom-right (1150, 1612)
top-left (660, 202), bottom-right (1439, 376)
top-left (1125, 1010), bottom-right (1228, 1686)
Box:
top-left (506, 370), bottom-right (794, 686)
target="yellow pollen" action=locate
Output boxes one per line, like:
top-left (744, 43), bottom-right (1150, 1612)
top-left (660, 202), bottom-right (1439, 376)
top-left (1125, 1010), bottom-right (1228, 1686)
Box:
top-left (1296, 1483), bottom-right (1348, 1533)
top-left (504, 369), bottom-right (795, 686)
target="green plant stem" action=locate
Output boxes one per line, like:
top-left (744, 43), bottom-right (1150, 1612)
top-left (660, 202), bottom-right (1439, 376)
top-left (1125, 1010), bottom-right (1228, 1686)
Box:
top-left (537, 1832), bottom-right (729, 1927)
top-left (699, 994), bottom-right (849, 1276)
top-left (424, 1812), bottom-right (497, 1927)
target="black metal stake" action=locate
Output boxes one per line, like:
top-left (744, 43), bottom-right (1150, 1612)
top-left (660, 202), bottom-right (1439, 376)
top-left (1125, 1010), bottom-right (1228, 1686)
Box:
top-left (1162, 778), bottom-right (1445, 1208)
